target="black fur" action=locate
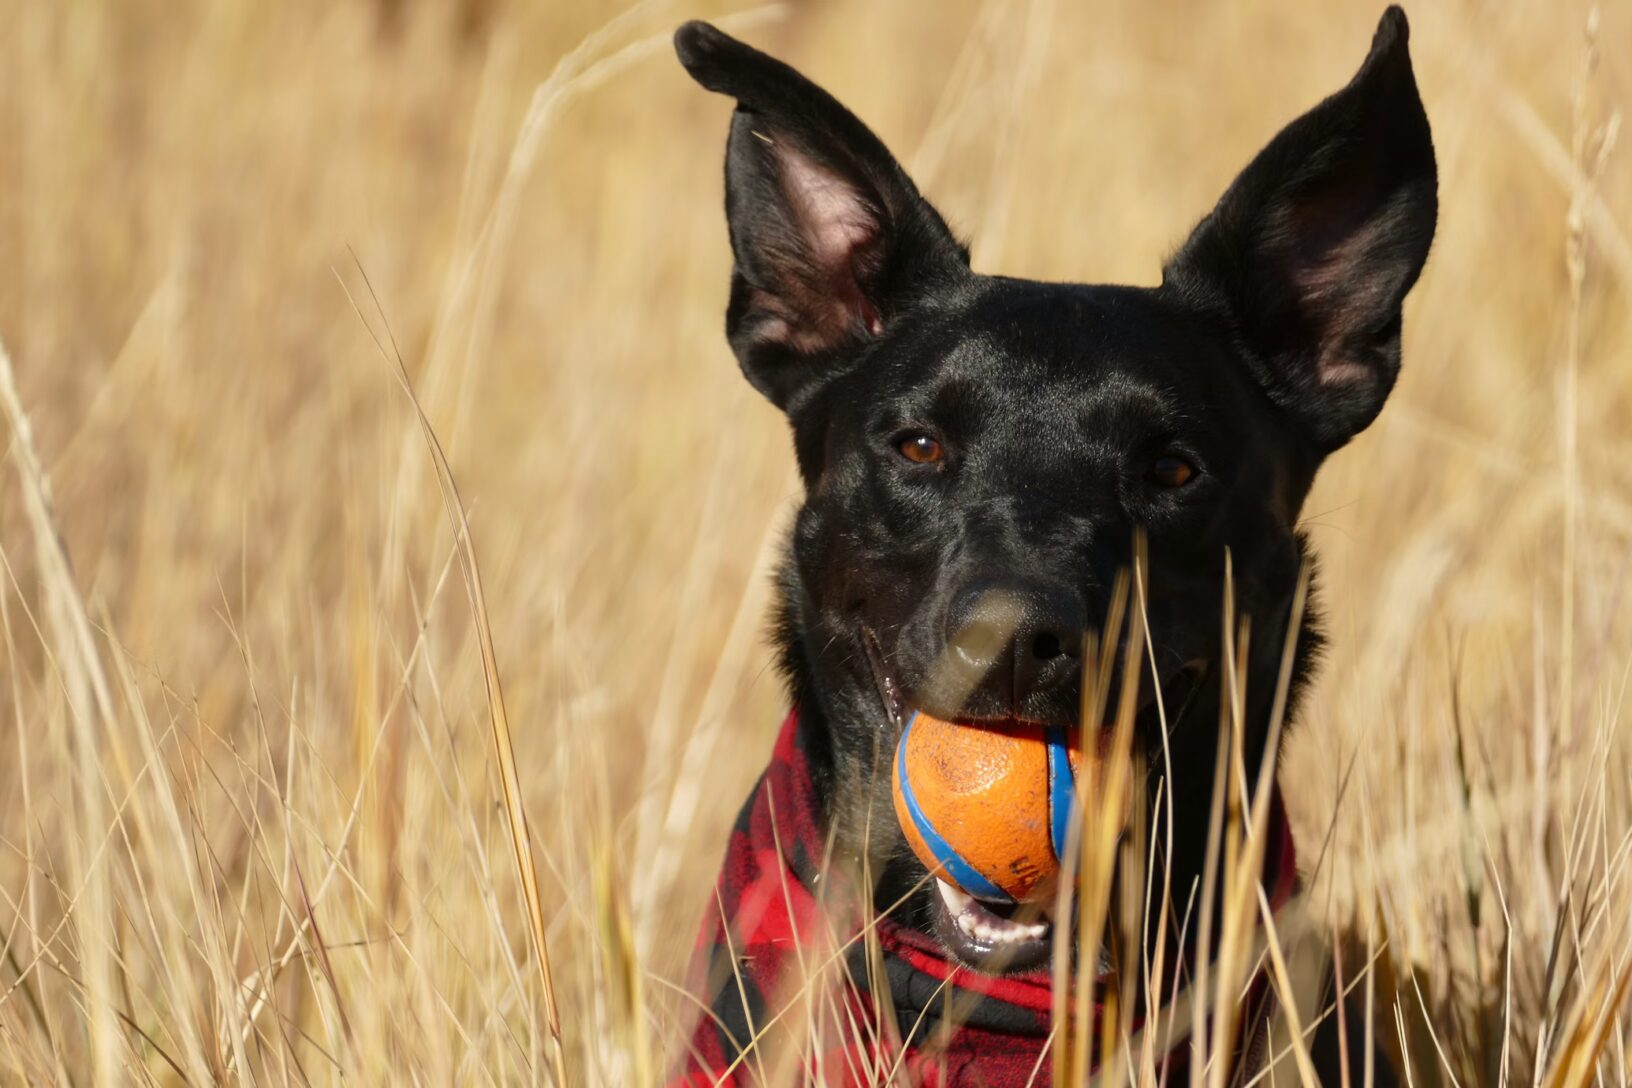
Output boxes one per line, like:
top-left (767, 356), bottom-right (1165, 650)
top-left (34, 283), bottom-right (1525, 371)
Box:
top-left (677, 9), bottom-right (1432, 1080)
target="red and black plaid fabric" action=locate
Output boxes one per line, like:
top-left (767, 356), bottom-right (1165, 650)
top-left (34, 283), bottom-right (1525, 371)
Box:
top-left (672, 708), bottom-right (1297, 1087)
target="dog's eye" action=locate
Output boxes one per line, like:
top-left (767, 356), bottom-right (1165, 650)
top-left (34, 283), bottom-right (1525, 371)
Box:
top-left (897, 433), bottom-right (944, 465)
top-left (1151, 455), bottom-right (1196, 489)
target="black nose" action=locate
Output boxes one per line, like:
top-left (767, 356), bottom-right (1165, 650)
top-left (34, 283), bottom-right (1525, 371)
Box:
top-left (944, 579), bottom-right (1086, 713)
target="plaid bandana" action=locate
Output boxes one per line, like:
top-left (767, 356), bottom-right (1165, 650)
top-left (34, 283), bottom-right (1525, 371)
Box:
top-left (672, 709), bottom-right (1297, 1087)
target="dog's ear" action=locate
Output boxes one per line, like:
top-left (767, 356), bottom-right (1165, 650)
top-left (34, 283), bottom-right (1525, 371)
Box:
top-left (1163, 6), bottom-right (1437, 453)
top-left (675, 21), bottom-right (970, 410)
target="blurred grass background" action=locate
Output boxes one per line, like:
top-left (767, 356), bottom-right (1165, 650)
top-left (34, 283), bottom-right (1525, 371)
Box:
top-left (1, 0), bottom-right (1630, 1083)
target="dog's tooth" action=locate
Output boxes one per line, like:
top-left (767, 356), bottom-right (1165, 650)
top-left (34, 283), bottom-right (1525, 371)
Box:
top-left (937, 880), bottom-right (974, 915)
top-left (983, 913), bottom-right (1047, 946)
top-left (939, 878), bottom-right (1052, 949)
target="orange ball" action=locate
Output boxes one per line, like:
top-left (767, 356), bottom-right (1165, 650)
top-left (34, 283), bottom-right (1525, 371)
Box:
top-left (890, 711), bottom-right (1083, 904)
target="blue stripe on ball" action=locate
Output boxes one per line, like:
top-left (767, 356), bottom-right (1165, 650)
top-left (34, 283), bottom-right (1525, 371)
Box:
top-left (1046, 726), bottom-right (1075, 862)
top-left (896, 712), bottom-right (1013, 904)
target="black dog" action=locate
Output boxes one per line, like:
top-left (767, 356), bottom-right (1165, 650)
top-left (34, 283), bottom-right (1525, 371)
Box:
top-left (675, 7), bottom-right (1432, 1083)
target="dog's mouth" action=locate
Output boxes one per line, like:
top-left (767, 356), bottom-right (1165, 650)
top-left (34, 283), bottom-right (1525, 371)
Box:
top-left (860, 623), bottom-right (1193, 976)
top-left (861, 624), bottom-right (1076, 973)
top-left (931, 878), bottom-right (1055, 972)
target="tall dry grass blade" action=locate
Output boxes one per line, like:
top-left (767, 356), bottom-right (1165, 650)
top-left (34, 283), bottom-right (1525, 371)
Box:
top-left (0, 331), bottom-right (150, 1084)
top-left (1051, 572), bottom-right (1137, 1086)
top-left (1542, 929), bottom-right (1632, 1088)
top-left (337, 262), bottom-right (569, 1086)
top-left (1251, 886), bottom-right (1319, 1086)
top-left (591, 843), bottom-right (652, 1088)
top-left (1189, 554), bottom-right (1239, 1088)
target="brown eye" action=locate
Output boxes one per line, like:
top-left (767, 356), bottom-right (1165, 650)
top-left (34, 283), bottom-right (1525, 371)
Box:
top-left (1152, 455), bottom-right (1196, 488)
top-left (898, 433), bottom-right (944, 465)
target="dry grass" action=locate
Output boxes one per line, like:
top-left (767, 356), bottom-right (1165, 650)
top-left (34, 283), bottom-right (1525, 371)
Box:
top-left (2, 0), bottom-right (1631, 1084)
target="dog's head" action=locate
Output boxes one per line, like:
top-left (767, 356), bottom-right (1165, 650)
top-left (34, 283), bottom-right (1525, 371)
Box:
top-left (677, 7), bottom-right (1434, 973)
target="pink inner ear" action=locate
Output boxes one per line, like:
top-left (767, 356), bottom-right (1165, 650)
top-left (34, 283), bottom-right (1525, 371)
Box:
top-left (1293, 230), bottom-right (1376, 389)
top-left (779, 146), bottom-right (876, 268)
top-left (1286, 181), bottom-right (1394, 391)
top-left (758, 143), bottom-right (885, 350)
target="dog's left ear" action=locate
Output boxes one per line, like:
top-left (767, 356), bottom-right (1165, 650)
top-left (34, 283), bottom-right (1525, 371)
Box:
top-left (1164, 6), bottom-right (1437, 453)
top-left (675, 21), bottom-right (971, 411)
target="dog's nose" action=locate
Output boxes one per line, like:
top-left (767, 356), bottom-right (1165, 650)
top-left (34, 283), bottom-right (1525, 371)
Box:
top-left (945, 579), bottom-right (1085, 712)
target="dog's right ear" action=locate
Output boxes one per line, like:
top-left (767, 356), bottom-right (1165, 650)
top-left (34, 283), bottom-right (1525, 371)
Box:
top-left (675, 22), bottom-right (970, 411)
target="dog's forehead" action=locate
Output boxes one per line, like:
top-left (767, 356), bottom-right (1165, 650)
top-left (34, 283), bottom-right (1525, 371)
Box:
top-left (887, 281), bottom-right (1230, 424)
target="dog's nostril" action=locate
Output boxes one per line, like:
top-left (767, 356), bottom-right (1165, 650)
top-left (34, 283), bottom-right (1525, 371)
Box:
top-left (1032, 632), bottom-right (1065, 662)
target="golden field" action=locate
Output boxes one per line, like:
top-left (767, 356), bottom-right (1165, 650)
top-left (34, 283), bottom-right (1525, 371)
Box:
top-left (2, 0), bottom-right (1630, 1083)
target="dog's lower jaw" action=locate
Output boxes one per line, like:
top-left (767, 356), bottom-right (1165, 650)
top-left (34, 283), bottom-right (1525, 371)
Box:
top-left (931, 879), bottom-right (1055, 973)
